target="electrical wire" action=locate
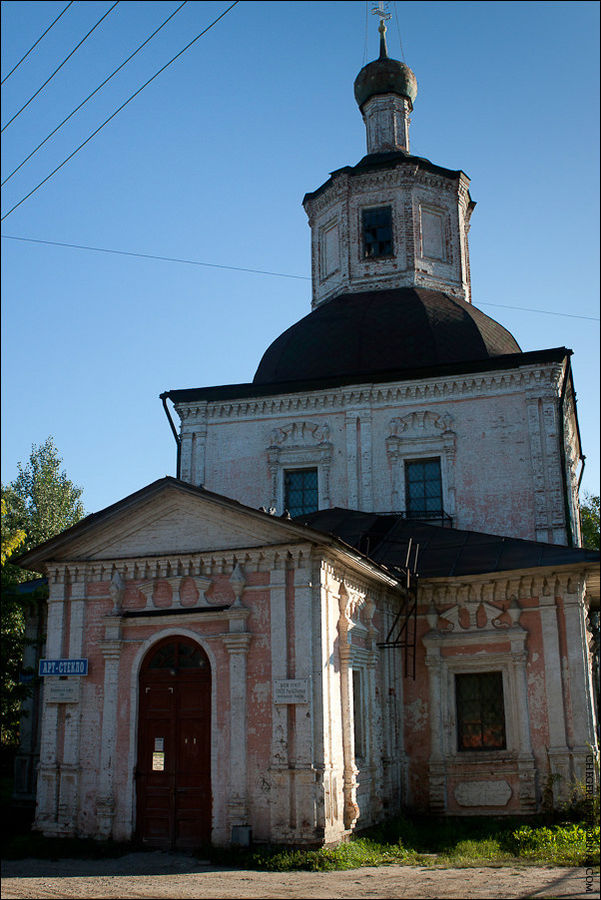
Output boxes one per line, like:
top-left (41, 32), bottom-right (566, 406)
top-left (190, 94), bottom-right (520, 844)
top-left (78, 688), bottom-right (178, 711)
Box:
top-left (2, 1), bottom-right (188, 188)
top-left (1, 1), bottom-right (75, 85)
top-left (2, 233), bottom-right (599, 322)
top-left (0, 233), bottom-right (310, 281)
top-left (1, 1), bottom-right (120, 133)
top-left (392, 1), bottom-right (406, 61)
top-left (1, 1), bottom-right (240, 221)
top-left (471, 301), bottom-right (599, 322)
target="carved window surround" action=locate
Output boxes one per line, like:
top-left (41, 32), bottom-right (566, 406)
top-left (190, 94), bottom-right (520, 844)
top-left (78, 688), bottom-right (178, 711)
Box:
top-left (267, 421), bottom-right (333, 513)
top-left (385, 411), bottom-right (456, 516)
top-left (422, 600), bottom-right (536, 811)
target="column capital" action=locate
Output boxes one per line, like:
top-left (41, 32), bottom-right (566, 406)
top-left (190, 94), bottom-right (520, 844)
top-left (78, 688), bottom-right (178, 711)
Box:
top-left (100, 640), bottom-right (122, 661)
top-left (222, 633), bottom-right (252, 655)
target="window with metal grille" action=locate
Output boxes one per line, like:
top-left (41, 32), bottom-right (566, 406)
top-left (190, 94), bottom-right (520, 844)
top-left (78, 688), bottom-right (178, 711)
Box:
top-left (284, 468), bottom-right (318, 517)
top-left (405, 458), bottom-right (443, 517)
top-left (455, 672), bottom-right (506, 751)
top-left (362, 206), bottom-right (393, 258)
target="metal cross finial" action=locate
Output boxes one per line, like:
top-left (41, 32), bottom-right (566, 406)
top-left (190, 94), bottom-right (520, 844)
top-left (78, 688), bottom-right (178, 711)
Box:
top-left (372, 0), bottom-right (392, 34)
top-left (372, 1), bottom-right (391, 57)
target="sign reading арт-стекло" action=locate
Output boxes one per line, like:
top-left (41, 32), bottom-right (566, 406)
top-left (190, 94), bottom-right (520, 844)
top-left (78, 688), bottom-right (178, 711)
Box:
top-left (38, 658), bottom-right (88, 676)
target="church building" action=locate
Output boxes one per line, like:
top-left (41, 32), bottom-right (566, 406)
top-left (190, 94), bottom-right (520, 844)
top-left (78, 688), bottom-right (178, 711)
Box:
top-left (16, 16), bottom-right (599, 850)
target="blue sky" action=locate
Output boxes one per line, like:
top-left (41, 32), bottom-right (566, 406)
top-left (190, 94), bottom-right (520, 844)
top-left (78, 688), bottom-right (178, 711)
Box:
top-left (1, 0), bottom-right (599, 515)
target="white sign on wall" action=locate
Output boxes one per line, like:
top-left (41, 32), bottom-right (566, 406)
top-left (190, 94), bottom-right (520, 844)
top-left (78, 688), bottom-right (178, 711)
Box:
top-left (45, 679), bottom-right (80, 703)
top-left (273, 679), bottom-right (310, 704)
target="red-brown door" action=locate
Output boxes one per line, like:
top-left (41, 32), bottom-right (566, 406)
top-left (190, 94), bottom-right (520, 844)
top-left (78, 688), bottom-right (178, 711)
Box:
top-left (136, 637), bottom-right (211, 848)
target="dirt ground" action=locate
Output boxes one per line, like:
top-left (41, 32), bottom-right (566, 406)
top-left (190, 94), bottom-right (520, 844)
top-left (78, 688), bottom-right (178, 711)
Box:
top-left (1, 852), bottom-right (599, 900)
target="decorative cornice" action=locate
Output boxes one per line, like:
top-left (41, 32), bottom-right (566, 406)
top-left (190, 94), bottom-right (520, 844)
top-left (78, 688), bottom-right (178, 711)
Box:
top-left (171, 364), bottom-right (564, 425)
top-left (50, 544), bottom-right (313, 584)
top-left (419, 568), bottom-right (593, 608)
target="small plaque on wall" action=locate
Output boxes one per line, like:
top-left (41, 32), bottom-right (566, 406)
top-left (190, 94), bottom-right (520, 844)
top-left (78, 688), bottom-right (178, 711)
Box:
top-left (45, 679), bottom-right (80, 703)
top-left (273, 679), bottom-right (309, 704)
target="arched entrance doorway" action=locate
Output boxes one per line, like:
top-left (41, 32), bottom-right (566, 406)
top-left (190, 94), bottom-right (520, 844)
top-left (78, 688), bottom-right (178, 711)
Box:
top-left (136, 636), bottom-right (211, 848)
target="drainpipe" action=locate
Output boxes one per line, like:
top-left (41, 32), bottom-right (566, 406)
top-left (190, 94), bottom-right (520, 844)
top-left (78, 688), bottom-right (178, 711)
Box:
top-left (160, 392), bottom-right (181, 479)
top-left (577, 456), bottom-right (587, 492)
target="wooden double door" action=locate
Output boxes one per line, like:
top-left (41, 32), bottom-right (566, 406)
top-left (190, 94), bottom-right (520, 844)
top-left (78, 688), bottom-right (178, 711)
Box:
top-left (136, 637), bottom-right (211, 849)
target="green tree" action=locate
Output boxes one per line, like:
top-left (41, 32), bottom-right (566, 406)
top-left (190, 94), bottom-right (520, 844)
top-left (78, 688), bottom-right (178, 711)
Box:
top-left (2, 437), bottom-right (85, 582)
top-left (1, 499), bottom-right (25, 566)
top-left (580, 492), bottom-right (600, 550)
top-left (1, 438), bottom-right (85, 746)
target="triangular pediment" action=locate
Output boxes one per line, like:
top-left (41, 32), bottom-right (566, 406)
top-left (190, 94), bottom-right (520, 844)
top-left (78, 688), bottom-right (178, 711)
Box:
top-left (18, 479), bottom-right (311, 566)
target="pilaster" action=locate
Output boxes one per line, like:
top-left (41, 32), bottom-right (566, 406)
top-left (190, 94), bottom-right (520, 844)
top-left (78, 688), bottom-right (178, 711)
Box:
top-left (35, 572), bottom-right (66, 832)
top-left (57, 573), bottom-right (86, 833)
top-left (562, 583), bottom-right (598, 776)
top-left (365, 600), bottom-right (384, 820)
top-left (222, 632), bottom-right (252, 835)
top-left (538, 589), bottom-right (571, 800)
top-left (97, 626), bottom-right (122, 838)
top-left (510, 647), bottom-right (537, 811)
top-left (345, 413), bottom-right (359, 508)
top-left (424, 647), bottom-right (446, 812)
top-left (292, 564), bottom-right (317, 839)
top-left (525, 386), bottom-right (566, 544)
top-left (337, 588), bottom-right (359, 831)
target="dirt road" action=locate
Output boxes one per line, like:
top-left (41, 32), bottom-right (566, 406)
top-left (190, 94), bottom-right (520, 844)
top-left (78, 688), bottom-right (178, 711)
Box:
top-left (1, 852), bottom-right (599, 899)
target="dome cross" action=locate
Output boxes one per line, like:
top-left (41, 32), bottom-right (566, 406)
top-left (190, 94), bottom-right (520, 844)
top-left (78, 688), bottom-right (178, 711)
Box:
top-left (372, 1), bottom-right (392, 58)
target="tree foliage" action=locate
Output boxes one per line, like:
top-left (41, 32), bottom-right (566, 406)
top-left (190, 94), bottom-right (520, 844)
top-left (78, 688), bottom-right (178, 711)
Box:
top-left (1, 438), bottom-right (85, 746)
top-left (1, 500), bottom-right (29, 746)
top-left (1, 499), bottom-right (26, 567)
top-left (2, 436), bottom-right (84, 582)
top-left (580, 492), bottom-right (600, 551)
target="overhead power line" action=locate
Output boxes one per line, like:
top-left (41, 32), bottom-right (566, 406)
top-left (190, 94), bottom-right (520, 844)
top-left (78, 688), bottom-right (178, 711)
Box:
top-left (2, 233), bottom-right (599, 322)
top-left (392, 1), bottom-right (406, 62)
top-left (1, 1), bottom-right (75, 85)
top-left (2, 1), bottom-right (189, 187)
top-left (0, 234), bottom-right (310, 281)
top-left (473, 301), bottom-right (599, 322)
top-left (1, 1), bottom-right (120, 133)
top-left (1, 1), bottom-right (240, 221)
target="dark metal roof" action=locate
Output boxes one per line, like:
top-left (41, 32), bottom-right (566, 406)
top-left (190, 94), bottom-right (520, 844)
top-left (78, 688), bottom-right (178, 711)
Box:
top-left (295, 508), bottom-right (600, 579)
top-left (162, 346), bottom-right (570, 405)
top-left (354, 56), bottom-right (418, 109)
top-left (253, 288), bottom-right (522, 385)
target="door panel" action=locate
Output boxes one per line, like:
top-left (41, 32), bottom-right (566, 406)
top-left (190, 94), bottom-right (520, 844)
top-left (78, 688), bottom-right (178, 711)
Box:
top-left (136, 639), bottom-right (211, 848)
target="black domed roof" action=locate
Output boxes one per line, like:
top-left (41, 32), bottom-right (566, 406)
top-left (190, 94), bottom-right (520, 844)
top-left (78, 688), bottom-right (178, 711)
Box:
top-left (354, 56), bottom-right (418, 109)
top-left (253, 288), bottom-right (521, 385)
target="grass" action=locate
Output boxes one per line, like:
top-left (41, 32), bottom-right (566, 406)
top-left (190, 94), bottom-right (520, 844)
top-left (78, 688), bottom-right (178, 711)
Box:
top-left (207, 814), bottom-right (600, 871)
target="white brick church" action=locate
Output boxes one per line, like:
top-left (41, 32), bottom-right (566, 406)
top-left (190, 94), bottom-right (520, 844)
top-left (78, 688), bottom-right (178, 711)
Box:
top-left (17, 18), bottom-right (599, 849)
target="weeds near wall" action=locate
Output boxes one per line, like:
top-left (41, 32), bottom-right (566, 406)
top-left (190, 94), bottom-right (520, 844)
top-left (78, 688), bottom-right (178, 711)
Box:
top-left (208, 815), bottom-right (599, 871)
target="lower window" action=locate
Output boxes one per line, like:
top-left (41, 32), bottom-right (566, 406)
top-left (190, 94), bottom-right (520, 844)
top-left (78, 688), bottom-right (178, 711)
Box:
top-left (284, 468), bottom-right (318, 517)
top-left (455, 672), bottom-right (506, 751)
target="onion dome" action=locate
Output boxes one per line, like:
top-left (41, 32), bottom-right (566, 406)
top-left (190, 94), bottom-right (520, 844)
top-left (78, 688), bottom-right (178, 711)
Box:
top-left (354, 27), bottom-right (417, 109)
top-left (253, 288), bottom-right (521, 385)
